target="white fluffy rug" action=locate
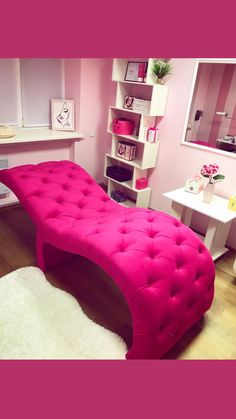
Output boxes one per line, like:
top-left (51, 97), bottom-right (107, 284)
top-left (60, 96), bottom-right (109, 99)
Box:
top-left (0, 267), bottom-right (127, 359)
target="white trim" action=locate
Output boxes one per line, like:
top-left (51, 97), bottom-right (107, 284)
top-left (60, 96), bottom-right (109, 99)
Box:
top-left (182, 139), bottom-right (236, 159)
top-left (181, 59), bottom-right (199, 144)
top-left (23, 123), bottom-right (50, 128)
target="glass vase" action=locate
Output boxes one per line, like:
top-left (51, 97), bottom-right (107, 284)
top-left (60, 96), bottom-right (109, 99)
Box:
top-left (203, 182), bottom-right (214, 203)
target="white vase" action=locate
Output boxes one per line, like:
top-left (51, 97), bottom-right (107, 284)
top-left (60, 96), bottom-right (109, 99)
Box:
top-left (203, 182), bottom-right (214, 203)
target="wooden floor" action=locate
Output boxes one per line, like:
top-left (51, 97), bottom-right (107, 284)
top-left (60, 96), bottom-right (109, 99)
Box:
top-left (0, 204), bottom-right (236, 359)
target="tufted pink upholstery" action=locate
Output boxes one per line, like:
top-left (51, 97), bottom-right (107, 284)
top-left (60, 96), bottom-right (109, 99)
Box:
top-left (0, 160), bottom-right (215, 359)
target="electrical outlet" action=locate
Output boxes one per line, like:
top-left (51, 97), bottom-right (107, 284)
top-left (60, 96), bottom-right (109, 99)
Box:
top-left (89, 130), bottom-right (96, 137)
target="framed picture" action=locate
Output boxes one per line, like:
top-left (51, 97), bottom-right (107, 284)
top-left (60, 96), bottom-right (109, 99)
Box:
top-left (124, 61), bottom-right (147, 82)
top-left (51, 99), bottom-right (75, 131)
top-left (124, 95), bottom-right (134, 110)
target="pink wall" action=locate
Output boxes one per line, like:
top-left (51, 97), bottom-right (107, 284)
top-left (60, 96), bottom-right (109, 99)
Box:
top-left (65, 58), bottom-right (115, 180)
top-left (149, 59), bottom-right (236, 249)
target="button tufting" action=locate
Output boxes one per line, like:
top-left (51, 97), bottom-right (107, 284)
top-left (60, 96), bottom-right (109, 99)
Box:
top-left (174, 221), bottom-right (181, 227)
top-left (119, 227), bottom-right (128, 234)
top-left (62, 184), bottom-right (69, 190)
top-left (42, 178), bottom-right (49, 184)
top-left (176, 238), bottom-right (184, 245)
top-left (77, 202), bottom-right (84, 209)
top-left (56, 197), bottom-right (65, 204)
top-left (148, 230), bottom-right (159, 238)
top-left (83, 190), bottom-right (90, 196)
top-left (34, 190), bottom-right (43, 197)
top-left (195, 271), bottom-right (202, 280)
top-left (176, 261), bottom-right (184, 269)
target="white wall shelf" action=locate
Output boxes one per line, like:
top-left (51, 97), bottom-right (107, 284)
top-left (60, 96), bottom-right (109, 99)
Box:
top-left (105, 58), bottom-right (168, 208)
top-left (0, 128), bottom-right (83, 145)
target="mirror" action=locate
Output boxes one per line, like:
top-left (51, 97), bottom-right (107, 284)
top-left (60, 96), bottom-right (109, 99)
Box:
top-left (183, 60), bottom-right (236, 155)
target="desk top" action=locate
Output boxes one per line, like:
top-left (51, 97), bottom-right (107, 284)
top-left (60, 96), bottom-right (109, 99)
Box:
top-left (163, 188), bottom-right (236, 223)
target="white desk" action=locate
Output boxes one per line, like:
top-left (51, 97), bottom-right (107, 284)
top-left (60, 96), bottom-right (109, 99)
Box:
top-left (163, 188), bottom-right (236, 262)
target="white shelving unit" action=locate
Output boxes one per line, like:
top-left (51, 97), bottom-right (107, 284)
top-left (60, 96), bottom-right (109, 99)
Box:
top-left (104, 58), bottom-right (168, 208)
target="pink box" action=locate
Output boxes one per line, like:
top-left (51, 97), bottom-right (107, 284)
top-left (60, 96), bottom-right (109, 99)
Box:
top-left (136, 178), bottom-right (148, 189)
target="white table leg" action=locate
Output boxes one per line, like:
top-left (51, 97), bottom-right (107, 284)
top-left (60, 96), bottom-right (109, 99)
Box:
top-left (183, 208), bottom-right (193, 227)
top-left (213, 221), bottom-right (232, 249)
top-left (204, 218), bottom-right (218, 250)
top-left (170, 201), bottom-right (184, 220)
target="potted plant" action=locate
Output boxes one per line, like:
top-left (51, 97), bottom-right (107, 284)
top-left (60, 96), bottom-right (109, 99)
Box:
top-left (200, 163), bottom-right (225, 203)
top-left (152, 59), bottom-right (172, 84)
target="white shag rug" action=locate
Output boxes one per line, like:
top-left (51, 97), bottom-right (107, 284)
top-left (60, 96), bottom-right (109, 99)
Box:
top-left (0, 267), bottom-right (127, 359)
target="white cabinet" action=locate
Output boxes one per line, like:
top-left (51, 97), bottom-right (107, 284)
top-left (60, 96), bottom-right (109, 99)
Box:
top-left (104, 58), bottom-right (168, 208)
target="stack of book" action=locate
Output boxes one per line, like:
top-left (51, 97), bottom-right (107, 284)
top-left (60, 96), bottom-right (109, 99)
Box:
top-left (133, 98), bottom-right (151, 114)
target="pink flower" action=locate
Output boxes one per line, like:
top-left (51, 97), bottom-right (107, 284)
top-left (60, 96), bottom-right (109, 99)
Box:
top-left (200, 163), bottom-right (225, 184)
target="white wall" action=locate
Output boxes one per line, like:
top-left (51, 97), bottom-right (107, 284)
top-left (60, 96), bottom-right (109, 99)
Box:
top-left (149, 59), bottom-right (236, 250)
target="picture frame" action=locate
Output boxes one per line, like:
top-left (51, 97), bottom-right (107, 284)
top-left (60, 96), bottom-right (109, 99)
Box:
top-left (124, 61), bottom-right (147, 83)
top-left (124, 95), bottom-right (134, 110)
top-left (51, 99), bottom-right (75, 131)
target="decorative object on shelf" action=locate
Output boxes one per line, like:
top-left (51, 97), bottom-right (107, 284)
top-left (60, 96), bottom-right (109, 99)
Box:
top-left (124, 61), bottom-right (147, 83)
top-left (135, 178), bottom-right (148, 190)
top-left (124, 96), bottom-right (134, 110)
top-left (51, 99), bottom-right (75, 131)
top-left (152, 59), bottom-right (172, 84)
top-left (112, 118), bottom-right (134, 135)
top-left (145, 127), bottom-right (159, 143)
top-left (133, 98), bottom-right (151, 114)
top-left (0, 125), bottom-right (16, 139)
top-left (111, 190), bottom-right (127, 203)
top-left (106, 165), bottom-right (132, 182)
top-left (117, 141), bottom-right (136, 161)
top-left (200, 163), bottom-right (225, 204)
top-left (184, 175), bottom-right (204, 194)
top-left (227, 194), bottom-right (236, 212)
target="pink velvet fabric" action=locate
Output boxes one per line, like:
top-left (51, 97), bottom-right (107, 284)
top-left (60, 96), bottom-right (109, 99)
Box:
top-left (0, 160), bottom-right (215, 359)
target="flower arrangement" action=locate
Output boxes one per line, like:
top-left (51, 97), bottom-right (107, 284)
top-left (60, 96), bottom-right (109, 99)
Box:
top-left (200, 163), bottom-right (225, 184)
top-left (152, 59), bottom-right (172, 83)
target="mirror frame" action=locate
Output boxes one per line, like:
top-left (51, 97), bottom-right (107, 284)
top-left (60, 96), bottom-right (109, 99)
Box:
top-left (181, 58), bottom-right (236, 159)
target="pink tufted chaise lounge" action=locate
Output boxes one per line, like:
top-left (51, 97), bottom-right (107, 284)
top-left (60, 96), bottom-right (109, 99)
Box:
top-left (0, 160), bottom-right (215, 359)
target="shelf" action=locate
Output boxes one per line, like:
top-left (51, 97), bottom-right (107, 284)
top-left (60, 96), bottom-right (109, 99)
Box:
top-left (114, 80), bottom-right (154, 86)
top-left (110, 106), bottom-right (151, 117)
top-left (105, 175), bottom-right (133, 190)
top-left (106, 153), bottom-right (143, 169)
top-left (118, 199), bottom-right (137, 208)
top-left (105, 174), bottom-right (151, 193)
top-left (108, 131), bottom-right (145, 144)
top-left (0, 128), bottom-right (83, 145)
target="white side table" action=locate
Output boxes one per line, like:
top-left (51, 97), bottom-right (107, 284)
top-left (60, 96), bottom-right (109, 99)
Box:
top-left (163, 188), bottom-right (236, 262)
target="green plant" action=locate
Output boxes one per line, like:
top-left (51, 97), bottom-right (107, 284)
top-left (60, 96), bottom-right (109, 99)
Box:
top-left (152, 59), bottom-right (172, 80)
